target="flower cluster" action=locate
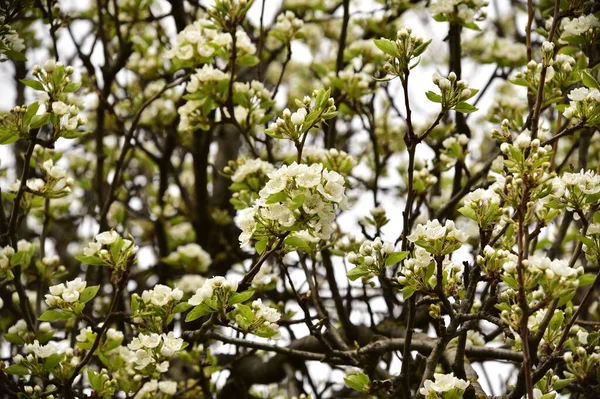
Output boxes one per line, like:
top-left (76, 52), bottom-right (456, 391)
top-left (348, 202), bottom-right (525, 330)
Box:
top-left (270, 11), bottom-right (304, 43)
top-left (419, 372), bottom-right (470, 399)
top-left (560, 14), bottom-right (599, 45)
top-left (346, 237), bottom-right (406, 281)
top-left (134, 379), bottom-right (177, 399)
top-left (407, 219), bottom-right (468, 256)
top-left (185, 276), bottom-right (246, 322)
top-left (458, 187), bottom-right (503, 232)
top-left (501, 255), bottom-right (582, 302)
top-left (5, 320), bottom-right (53, 345)
top-left (301, 147), bottom-right (356, 176)
top-left (477, 245), bottom-right (517, 277)
top-left (429, 0), bottom-right (488, 27)
top-left (324, 68), bottom-right (371, 104)
top-left (131, 285), bottom-right (186, 333)
top-left (163, 243), bottom-right (212, 273)
top-left (127, 332), bottom-right (186, 375)
top-left (35, 159), bottom-right (73, 198)
top-left (228, 80), bottom-right (274, 130)
top-left (79, 230), bottom-right (139, 271)
top-left (428, 72), bottom-right (478, 113)
top-left (562, 86), bottom-right (600, 125)
top-left (225, 158), bottom-right (276, 210)
top-left (397, 247), bottom-right (464, 299)
top-left (265, 88), bottom-right (337, 142)
top-left (376, 28), bottom-right (430, 82)
top-left (465, 35), bottom-right (527, 68)
top-left (235, 298), bottom-right (281, 339)
top-left (0, 240), bottom-right (35, 281)
top-left (440, 134), bottom-right (469, 168)
top-left (235, 162), bottom-right (347, 249)
top-left (0, 22), bottom-right (25, 60)
top-left (546, 170), bottom-right (600, 213)
top-left (44, 278), bottom-right (99, 317)
top-left (178, 64), bottom-right (230, 132)
top-left (10, 340), bottom-right (72, 379)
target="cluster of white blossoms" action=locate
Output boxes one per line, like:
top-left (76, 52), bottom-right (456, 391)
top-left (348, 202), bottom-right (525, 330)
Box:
top-left (166, 16), bottom-right (255, 63)
top-left (6, 320), bottom-right (52, 344)
top-left (0, 22), bottom-right (26, 55)
top-left (301, 147), bottom-right (356, 176)
top-left (188, 276), bottom-right (238, 306)
top-left (419, 372), bottom-right (470, 398)
top-left (50, 99), bottom-right (86, 132)
top-left (347, 237), bottom-right (397, 279)
top-left (407, 219), bottom-right (468, 256)
top-left (440, 134), bottom-right (469, 167)
top-left (227, 80), bottom-right (273, 129)
top-left (477, 245), bottom-right (518, 276)
top-left (469, 36), bottom-right (527, 67)
top-left (0, 240), bottom-right (34, 279)
top-left (177, 64), bottom-right (230, 132)
top-left (45, 278), bottom-right (87, 307)
top-left (81, 230), bottom-right (139, 270)
top-left (547, 169), bottom-right (600, 213)
top-left (410, 166), bottom-right (438, 195)
top-left (323, 68), bottom-right (371, 101)
top-left (37, 159), bottom-right (73, 198)
top-left (428, 0), bottom-right (488, 25)
top-left (164, 243), bottom-right (212, 272)
top-left (397, 247), bottom-right (464, 298)
top-left (229, 158), bottom-right (275, 184)
top-left (141, 284), bottom-right (184, 307)
top-left (270, 11), bottom-right (304, 43)
top-left (431, 72), bottom-right (477, 111)
top-left (245, 298), bottom-right (281, 333)
top-left (560, 14), bottom-right (600, 41)
top-left (562, 86), bottom-right (600, 123)
top-left (174, 274), bottom-right (206, 293)
top-left (265, 89), bottom-right (337, 141)
top-left (22, 340), bottom-right (59, 358)
top-left (134, 379), bottom-right (177, 399)
top-left (235, 162), bottom-right (347, 247)
top-left (127, 332), bottom-right (185, 372)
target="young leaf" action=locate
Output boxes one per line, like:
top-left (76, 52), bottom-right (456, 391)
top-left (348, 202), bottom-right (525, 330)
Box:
top-left (39, 309), bottom-right (73, 321)
top-left (373, 39), bottom-right (397, 57)
top-left (185, 304), bottom-right (213, 322)
top-left (229, 289), bottom-right (255, 305)
top-left (385, 251), bottom-right (409, 266)
top-left (344, 371), bottom-right (371, 392)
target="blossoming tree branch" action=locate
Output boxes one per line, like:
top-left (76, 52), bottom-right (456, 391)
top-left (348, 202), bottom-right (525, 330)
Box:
top-left (0, 0), bottom-right (599, 398)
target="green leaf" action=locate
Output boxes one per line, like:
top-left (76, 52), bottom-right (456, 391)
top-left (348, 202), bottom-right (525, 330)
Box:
top-left (3, 333), bottom-right (25, 344)
top-left (289, 193), bottom-right (305, 210)
top-left (20, 78), bottom-right (44, 91)
top-left (402, 286), bottom-right (416, 300)
top-left (0, 127), bottom-right (19, 145)
top-left (38, 309), bottom-right (73, 321)
top-left (385, 251), bottom-right (409, 266)
top-left (75, 255), bottom-right (107, 266)
top-left (454, 102), bottom-right (478, 113)
top-left (237, 55), bottom-right (260, 67)
top-left (347, 266), bottom-right (371, 281)
top-left (30, 113), bottom-right (50, 129)
top-left (23, 102), bottom-right (40, 126)
top-left (236, 303), bottom-right (255, 322)
top-left (553, 378), bottom-right (573, 391)
top-left (344, 371), bottom-right (371, 392)
top-left (578, 273), bottom-right (596, 286)
top-left (79, 285), bottom-right (100, 303)
top-left (266, 191), bottom-right (287, 204)
top-left (64, 81), bottom-right (82, 93)
top-left (255, 239), bottom-right (268, 255)
top-left (283, 236), bottom-right (311, 253)
top-left (412, 39), bottom-right (432, 57)
top-left (549, 311), bottom-right (564, 331)
top-left (4, 50), bottom-right (27, 62)
top-left (43, 353), bottom-right (64, 372)
top-left (581, 71), bottom-right (599, 89)
top-left (172, 302), bottom-right (193, 314)
top-left (185, 303), bottom-right (213, 322)
top-left (425, 91), bottom-right (442, 103)
top-left (458, 206), bottom-right (477, 221)
top-left (229, 289), bottom-right (255, 305)
top-left (373, 39), bottom-right (397, 57)
top-left (5, 364), bottom-right (30, 376)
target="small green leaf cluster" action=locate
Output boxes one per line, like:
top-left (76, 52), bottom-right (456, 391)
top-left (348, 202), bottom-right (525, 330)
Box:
top-left (0, 240), bottom-right (35, 281)
top-left (374, 27), bottom-right (431, 82)
top-left (77, 230), bottom-right (139, 271)
top-left (427, 72), bottom-right (479, 113)
top-left (346, 237), bottom-right (407, 281)
top-left (265, 88), bottom-right (337, 143)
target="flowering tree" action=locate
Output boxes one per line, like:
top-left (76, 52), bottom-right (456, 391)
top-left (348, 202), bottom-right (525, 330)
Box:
top-left (0, 0), bottom-right (599, 398)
